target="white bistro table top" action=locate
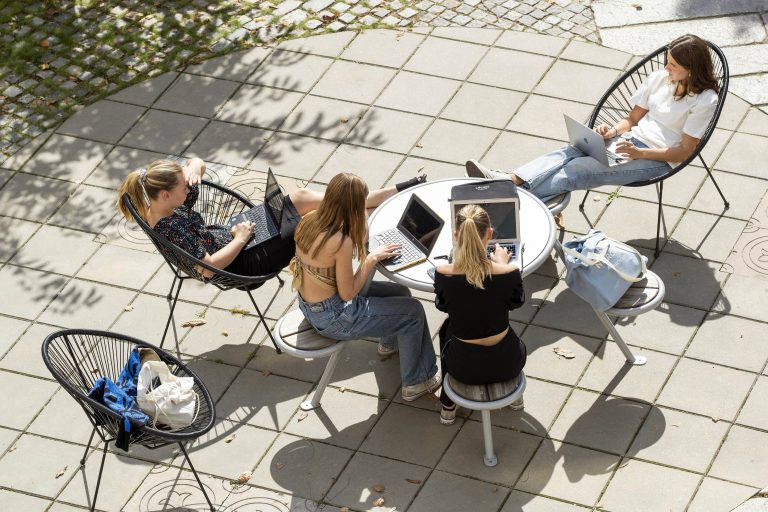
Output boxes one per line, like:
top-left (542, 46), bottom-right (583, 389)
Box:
top-left (368, 178), bottom-right (557, 292)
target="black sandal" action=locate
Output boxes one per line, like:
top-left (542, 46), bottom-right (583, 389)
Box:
top-left (395, 172), bottom-right (427, 192)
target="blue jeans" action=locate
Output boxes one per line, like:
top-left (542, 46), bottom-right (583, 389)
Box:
top-left (297, 281), bottom-right (438, 386)
top-left (515, 137), bottom-right (672, 201)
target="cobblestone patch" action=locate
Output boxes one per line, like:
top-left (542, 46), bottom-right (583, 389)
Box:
top-left (0, 0), bottom-right (596, 160)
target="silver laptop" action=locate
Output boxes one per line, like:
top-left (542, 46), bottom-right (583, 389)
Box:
top-left (564, 114), bottom-right (627, 167)
top-left (374, 194), bottom-right (444, 272)
top-left (450, 197), bottom-right (522, 267)
top-left (228, 168), bottom-right (285, 250)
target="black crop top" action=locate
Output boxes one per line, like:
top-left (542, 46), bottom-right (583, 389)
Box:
top-left (433, 269), bottom-right (524, 340)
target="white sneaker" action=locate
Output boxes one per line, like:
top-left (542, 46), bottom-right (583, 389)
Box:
top-left (465, 159), bottom-right (511, 180)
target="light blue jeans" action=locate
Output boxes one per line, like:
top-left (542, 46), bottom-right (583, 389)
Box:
top-left (515, 137), bottom-right (672, 201)
top-left (297, 281), bottom-right (438, 386)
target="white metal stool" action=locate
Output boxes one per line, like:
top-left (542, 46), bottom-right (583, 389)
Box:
top-left (273, 309), bottom-right (348, 411)
top-left (442, 371), bottom-right (527, 467)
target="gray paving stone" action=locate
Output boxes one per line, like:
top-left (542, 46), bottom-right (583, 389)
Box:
top-left (470, 47), bottom-right (553, 92)
top-left (385, 155), bottom-right (464, 185)
top-left (668, 211), bottom-right (747, 263)
top-left (519, 325), bottom-right (603, 385)
top-left (276, 31), bottom-right (355, 57)
top-left (612, 302), bottom-right (705, 355)
top-left (121, 109), bottom-right (208, 154)
top-left (404, 36), bottom-right (488, 80)
top-left (312, 60), bottom-right (396, 104)
top-left (559, 38), bottom-right (631, 69)
top-left (85, 145), bottom-right (167, 189)
top-left (9, 225), bottom-right (99, 276)
top-left (413, 118), bottom-right (498, 164)
top-left (502, 491), bottom-right (590, 511)
top-left (516, 440), bottom-right (620, 506)
top-left (2, 320), bottom-right (59, 380)
top-left (48, 184), bottom-right (118, 233)
top-left (154, 73), bottom-right (240, 118)
top-left (340, 29), bottom-right (424, 67)
top-left (107, 71), bottom-right (179, 107)
top-left (690, 170), bottom-right (768, 221)
top-left (0, 265), bottom-right (68, 320)
top-left (714, 273), bottom-right (768, 323)
top-left (600, 459), bottom-right (701, 512)
top-left (592, 0), bottom-right (768, 28)
top-left (0, 490), bottom-right (50, 511)
top-left (730, 74), bottom-right (768, 106)
top-left (534, 59), bottom-right (621, 104)
top-left (248, 51), bottom-right (333, 92)
top-left (39, 279), bottom-right (136, 330)
top-left (737, 376), bottom-right (768, 431)
top-left (184, 46), bottom-right (271, 81)
top-left (723, 44), bottom-right (768, 77)
top-left (689, 477), bottom-right (758, 512)
top-left (185, 121), bottom-right (270, 168)
top-left (315, 144), bottom-right (402, 188)
top-left (409, 470), bottom-right (508, 512)
top-left (487, 377), bottom-right (570, 436)
top-left (597, 197), bottom-right (684, 252)
top-left (251, 432), bottom-right (353, 500)
top-left (507, 95), bottom-right (593, 141)
top-left (658, 357), bottom-right (754, 420)
top-left (600, 15), bottom-right (767, 56)
top-left (740, 107), bottom-right (768, 137)
top-left (57, 100), bottom-right (145, 145)
top-left (280, 95), bottom-right (365, 141)
top-left (0, 217), bottom-right (40, 263)
top-left (375, 71), bottom-right (460, 116)
top-left (432, 26), bottom-right (501, 45)
top-left (217, 85), bottom-right (304, 131)
top-left (327, 451), bottom-right (429, 510)
top-left (711, 425), bottom-right (768, 487)
top-left (121, 466), bottom-right (224, 510)
top-left (718, 93), bottom-right (751, 131)
top-left (348, 107), bottom-right (432, 154)
top-left (441, 83), bottom-right (525, 129)
top-left (247, 133), bottom-right (337, 180)
top-left (0, 371), bottom-right (58, 430)
top-left (22, 134), bottom-right (112, 183)
top-left (76, 243), bottom-right (163, 290)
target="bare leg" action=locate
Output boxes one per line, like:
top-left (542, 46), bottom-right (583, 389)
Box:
top-left (288, 188), bottom-right (324, 216)
top-left (365, 185), bottom-right (397, 210)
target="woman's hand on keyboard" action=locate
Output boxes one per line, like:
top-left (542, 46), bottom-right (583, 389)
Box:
top-left (489, 243), bottom-right (510, 264)
top-left (615, 140), bottom-right (643, 160)
top-left (370, 242), bottom-right (401, 262)
top-left (231, 221), bottom-right (255, 242)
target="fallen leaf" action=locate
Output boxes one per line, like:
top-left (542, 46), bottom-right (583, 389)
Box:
top-left (672, 423), bottom-right (679, 427)
top-left (181, 319), bottom-right (206, 327)
top-left (415, 143), bottom-right (423, 148)
top-left (338, 386), bottom-right (346, 393)
top-left (592, 196), bottom-right (601, 201)
top-left (297, 411), bottom-right (308, 422)
top-left (340, 117), bottom-right (349, 123)
top-left (373, 484), bottom-right (385, 493)
top-left (631, 3), bottom-right (643, 10)
top-left (276, 462), bottom-right (285, 470)
top-left (41, 63), bottom-right (50, 70)
top-left (712, 416), bottom-right (720, 422)
top-left (373, 497), bottom-right (385, 507)
top-left (8, 444), bottom-right (17, 452)
top-left (405, 478), bottom-right (422, 484)
top-left (124, 305), bottom-right (134, 311)
top-left (236, 470), bottom-right (251, 484)
top-left (263, 370), bottom-right (272, 377)
top-left (224, 433), bottom-right (236, 443)
top-left (340, 508), bottom-right (349, 512)
top-left (221, 330), bottom-right (229, 337)
top-left (672, 271), bottom-right (681, 278)
top-left (55, 465), bottom-right (68, 478)
top-left (552, 347), bottom-right (576, 359)
top-left (41, 39), bottom-right (50, 47)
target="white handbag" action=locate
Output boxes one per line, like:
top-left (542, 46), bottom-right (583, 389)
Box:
top-left (137, 360), bottom-right (199, 431)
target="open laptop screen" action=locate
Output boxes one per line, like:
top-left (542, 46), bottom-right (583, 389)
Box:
top-left (481, 201), bottom-right (518, 241)
top-left (264, 169), bottom-right (284, 224)
top-left (398, 196), bottom-right (443, 253)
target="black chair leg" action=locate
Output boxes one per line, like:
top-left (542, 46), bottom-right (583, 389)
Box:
top-left (178, 442), bottom-right (216, 512)
top-left (81, 427), bottom-right (96, 465)
top-left (699, 155), bottom-right (730, 209)
top-left (579, 190), bottom-right (590, 211)
top-left (654, 182), bottom-right (664, 258)
top-left (88, 441), bottom-right (109, 512)
top-left (160, 276), bottom-right (184, 349)
top-left (248, 290), bottom-right (282, 354)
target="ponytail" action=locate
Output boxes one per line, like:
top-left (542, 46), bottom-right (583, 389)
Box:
top-left (117, 159), bottom-right (183, 222)
top-left (453, 204), bottom-right (491, 289)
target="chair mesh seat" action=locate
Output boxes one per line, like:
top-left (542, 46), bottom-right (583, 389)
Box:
top-left (278, 309), bottom-right (339, 351)
top-left (447, 374), bottom-right (521, 402)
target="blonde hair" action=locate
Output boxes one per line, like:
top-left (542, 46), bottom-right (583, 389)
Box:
top-left (294, 172), bottom-right (369, 262)
top-left (117, 159), bottom-right (183, 222)
top-left (453, 204), bottom-right (491, 289)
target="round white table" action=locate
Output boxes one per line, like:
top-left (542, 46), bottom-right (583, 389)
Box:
top-left (368, 178), bottom-right (557, 292)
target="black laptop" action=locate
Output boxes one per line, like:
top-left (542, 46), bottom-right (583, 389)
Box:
top-left (228, 168), bottom-right (285, 250)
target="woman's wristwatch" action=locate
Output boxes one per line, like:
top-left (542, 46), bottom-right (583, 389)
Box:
top-left (610, 127), bottom-right (619, 138)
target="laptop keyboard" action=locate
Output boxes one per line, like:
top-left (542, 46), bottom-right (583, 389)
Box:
top-left (376, 230), bottom-right (422, 266)
top-left (606, 149), bottom-right (625, 165)
top-left (239, 207), bottom-right (273, 240)
top-left (487, 243), bottom-right (517, 258)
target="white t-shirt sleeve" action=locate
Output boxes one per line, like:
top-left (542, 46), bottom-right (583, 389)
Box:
top-left (629, 70), bottom-right (666, 109)
top-left (683, 90), bottom-right (718, 139)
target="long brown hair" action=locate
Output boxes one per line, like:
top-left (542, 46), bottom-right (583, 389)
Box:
top-left (117, 159), bottom-right (182, 222)
top-left (453, 204), bottom-right (492, 289)
top-left (668, 34), bottom-right (720, 99)
top-left (294, 172), bottom-right (369, 261)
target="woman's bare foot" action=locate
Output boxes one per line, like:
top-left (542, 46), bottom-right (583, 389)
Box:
top-left (554, 212), bottom-right (565, 229)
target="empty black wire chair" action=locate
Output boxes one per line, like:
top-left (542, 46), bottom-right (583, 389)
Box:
top-left (121, 180), bottom-right (284, 351)
top-left (41, 329), bottom-right (217, 512)
top-left (580, 40), bottom-right (730, 256)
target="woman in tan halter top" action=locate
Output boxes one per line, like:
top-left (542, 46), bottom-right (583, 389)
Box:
top-left (290, 173), bottom-right (440, 402)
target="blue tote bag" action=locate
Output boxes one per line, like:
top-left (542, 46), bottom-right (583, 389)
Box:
top-left (562, 230), bottom-right (647, 311)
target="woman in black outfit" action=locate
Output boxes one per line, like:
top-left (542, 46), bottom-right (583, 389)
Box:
top-left (433, 204), bottom-right (527, 425)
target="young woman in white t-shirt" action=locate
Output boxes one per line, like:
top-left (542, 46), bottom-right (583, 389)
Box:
top-left (465, 34), bottom-right (720, 215)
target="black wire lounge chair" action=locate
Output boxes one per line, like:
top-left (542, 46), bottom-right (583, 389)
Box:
top-left (121, 180), bottom-right (284, 352)
top-left (580, 40), bottom-right (730, 256)
top-left (41, 329), bottom-right (217, 512)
